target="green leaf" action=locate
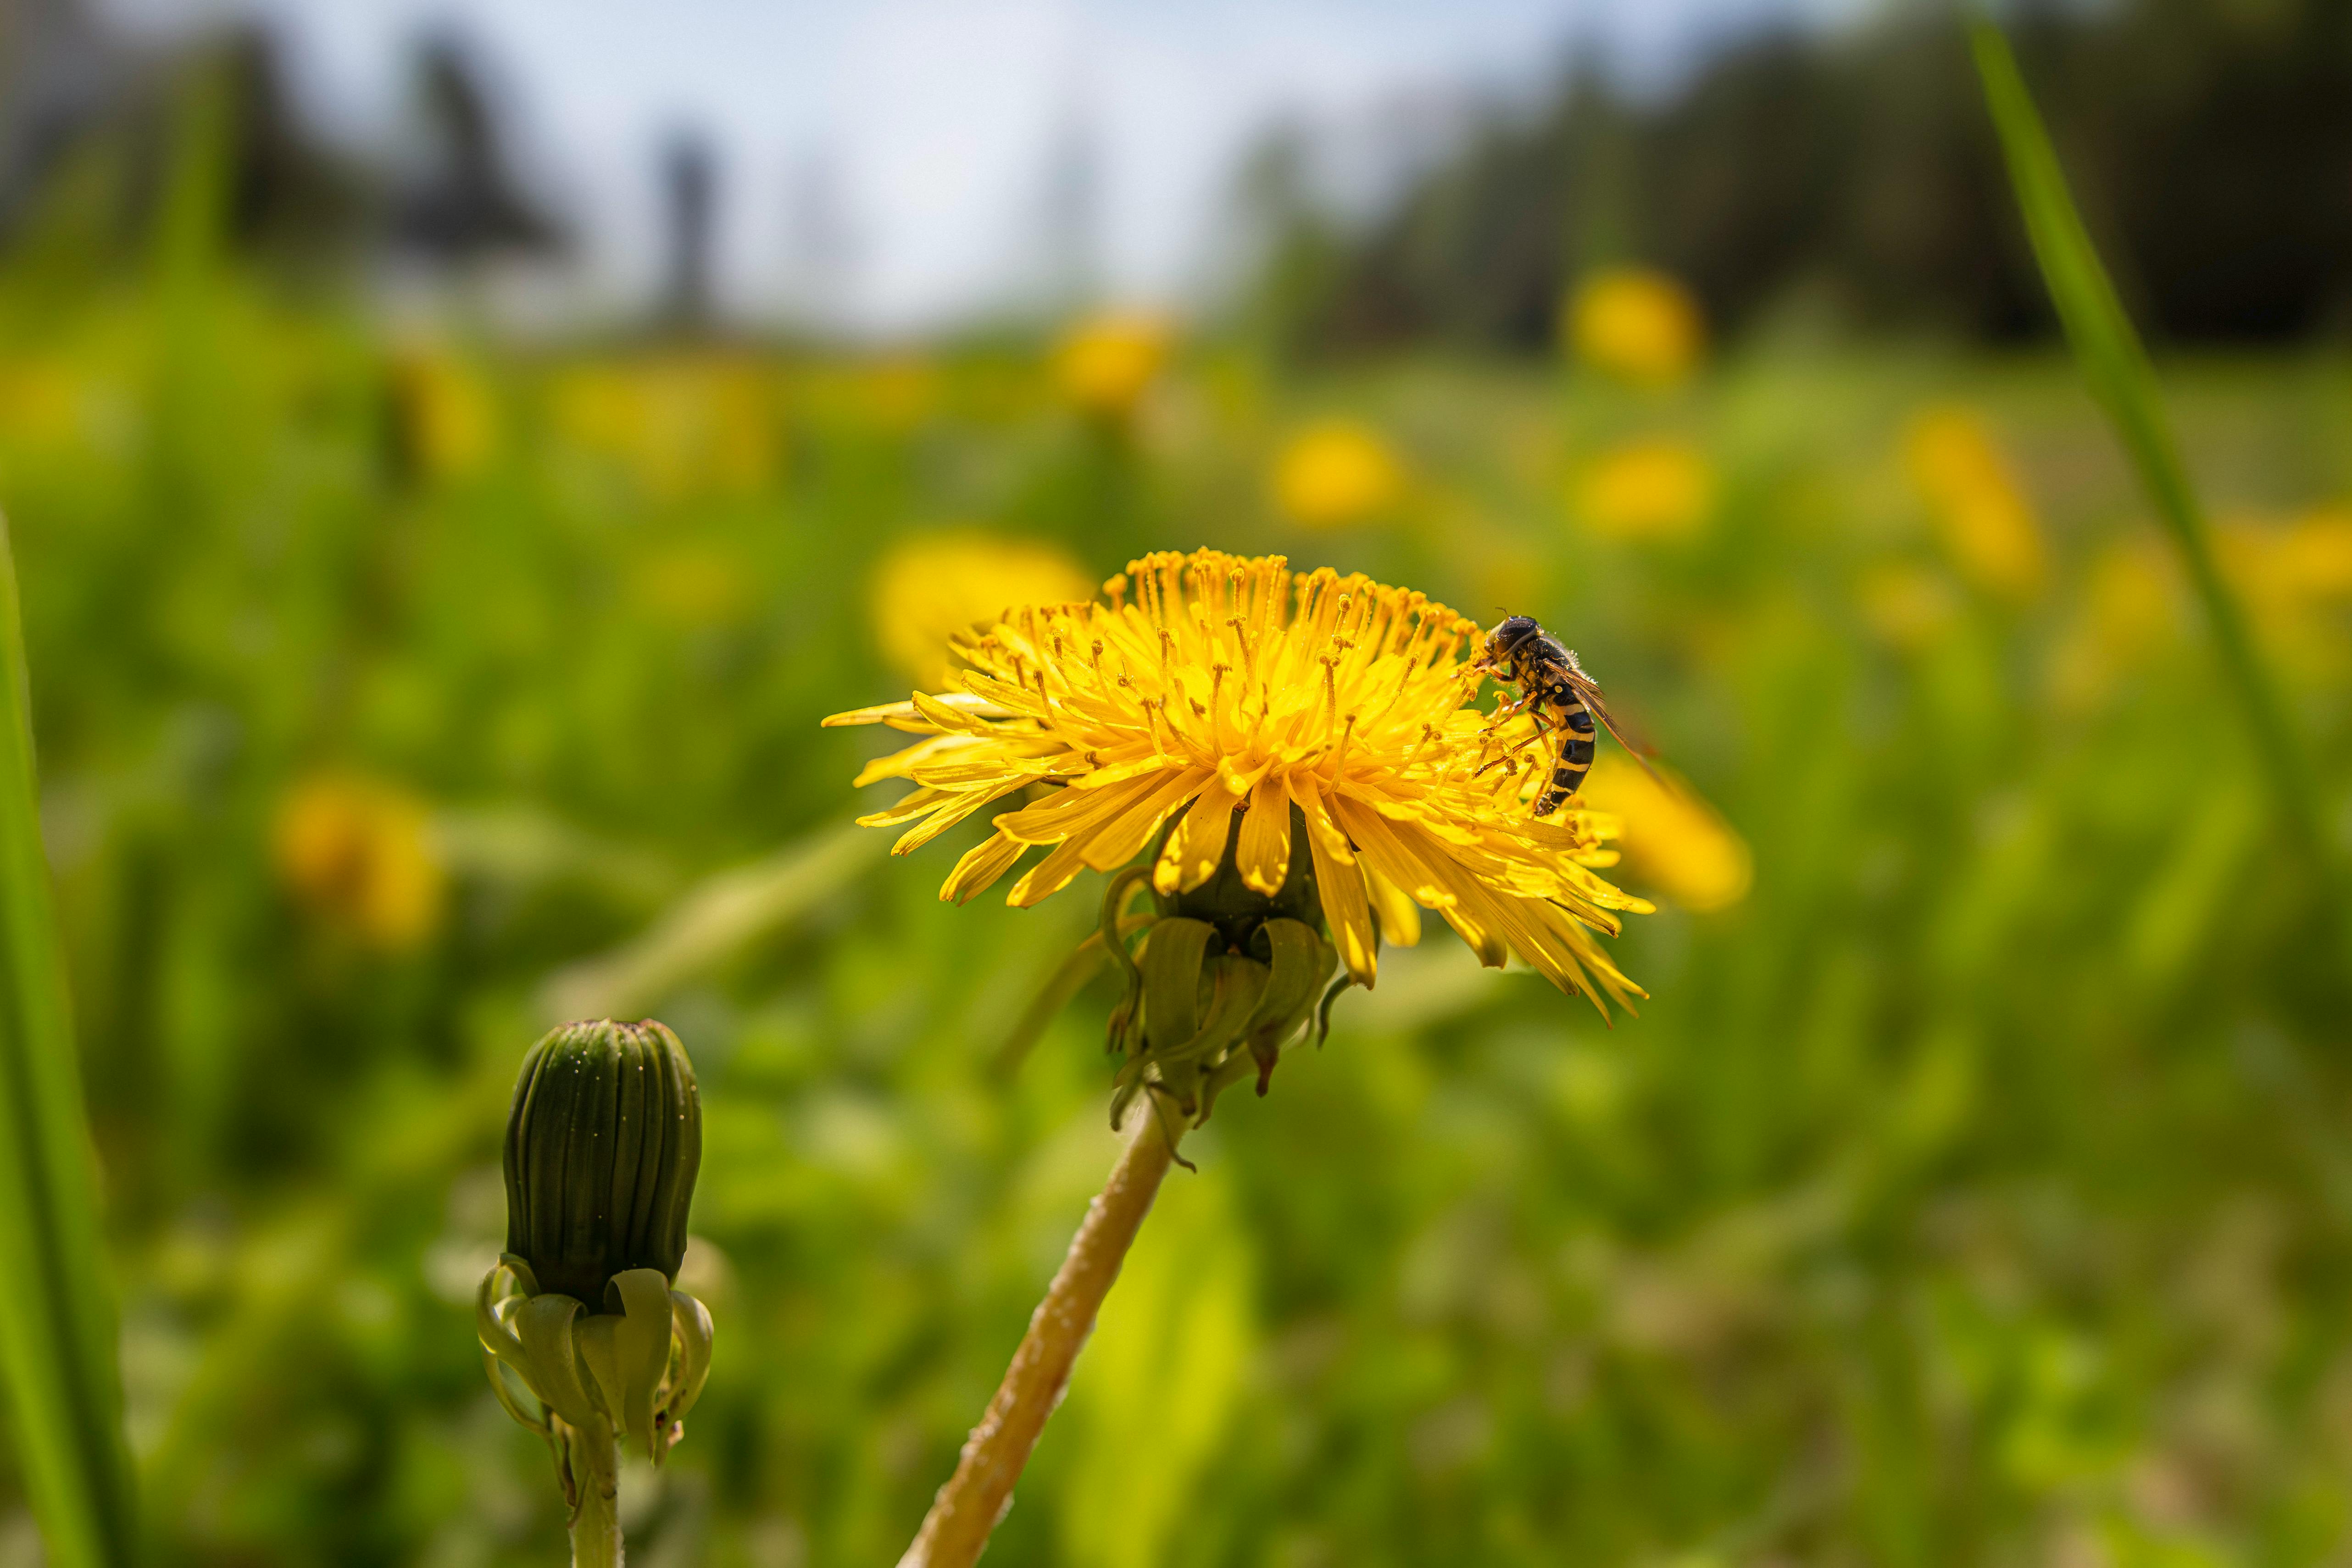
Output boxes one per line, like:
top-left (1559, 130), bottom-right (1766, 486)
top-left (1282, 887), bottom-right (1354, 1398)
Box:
top-left (1969, 20), bottom-right (2328, 873)
top-left (0, 514), bottom-right (139, 1566)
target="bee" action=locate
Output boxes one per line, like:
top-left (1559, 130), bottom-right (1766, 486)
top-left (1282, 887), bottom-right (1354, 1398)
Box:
top-left (1472, 614), bottom-right (1651, 817)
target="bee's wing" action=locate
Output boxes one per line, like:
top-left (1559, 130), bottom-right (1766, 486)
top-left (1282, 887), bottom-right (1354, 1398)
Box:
top-left (1565, 669), bottom-right (1669, 786)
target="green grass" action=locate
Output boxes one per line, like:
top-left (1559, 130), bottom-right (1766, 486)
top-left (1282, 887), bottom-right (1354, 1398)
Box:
top-left (0, 514), bottom-right (137, 1565)
top-left (1972, 18), bottom-right (2337, 909)
top-left (0, 202), bottom-right (2348, 1564)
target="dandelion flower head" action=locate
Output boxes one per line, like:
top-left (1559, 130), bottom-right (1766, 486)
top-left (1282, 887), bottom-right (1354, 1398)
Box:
top-left (388, 347), bottom-right (498, 484)
top-left (1576, 438), bottom-right (1715, 543)
top-left (1855, 562), bottom-right (1962, 653)
top-left (1273, 419), bottom-right (1406, 529)
top-left (1054, 312), bottom-right (1173, 417)
top-left (272, 772), bottom-right (446, 952)
top-left (870, 532), bottom-right (1096, 690)
top-left (1566, 267), bottom-right (1705, 387)
top-left (827, 549), bottom-right (1651, 1012)
top-left (1903, 406), bottom-right (2046, 603)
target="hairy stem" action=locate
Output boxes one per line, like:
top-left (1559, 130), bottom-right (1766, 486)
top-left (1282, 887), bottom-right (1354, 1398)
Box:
top-left (895, 1110), bottom-right (1182, 1568)
top-left (570, 1421), bottom-right (623, 1568)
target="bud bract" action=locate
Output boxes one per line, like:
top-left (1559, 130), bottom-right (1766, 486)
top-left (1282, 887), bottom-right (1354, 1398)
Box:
top-left (1106, 804), bottom-right (1340, 1129)
top-left (504, 1018), bottom-right (701, 1307)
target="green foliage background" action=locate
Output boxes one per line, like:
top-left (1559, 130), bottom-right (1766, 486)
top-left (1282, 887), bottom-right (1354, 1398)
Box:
top-left (3, 88), bottom-right (2352, 1568)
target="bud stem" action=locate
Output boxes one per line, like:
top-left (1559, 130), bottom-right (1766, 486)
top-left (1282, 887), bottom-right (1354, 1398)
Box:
top-left (570, 1420), bottom-right (623, 1568)
top-left (894, 1108), bottom-right (1184, 1568)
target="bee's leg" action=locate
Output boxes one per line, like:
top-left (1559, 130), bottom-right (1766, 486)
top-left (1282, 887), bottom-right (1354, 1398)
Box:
top-left (1473, 710), bottom-right (1554, 776)
top-left (1478, 691), bottom-right (1532, 737)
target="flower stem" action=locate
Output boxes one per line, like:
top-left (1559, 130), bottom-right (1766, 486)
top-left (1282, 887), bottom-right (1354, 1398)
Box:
top-left (895, 1109), bottom-right (1183, 1568)
top-left (570, 1421), bottom-right (623, 1568)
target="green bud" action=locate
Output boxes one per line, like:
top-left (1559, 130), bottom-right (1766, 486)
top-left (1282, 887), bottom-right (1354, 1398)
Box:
top-left (504, 1019), bottom-right (702, 1309)
top-left (481, 1018), bottom-right (715, 1508)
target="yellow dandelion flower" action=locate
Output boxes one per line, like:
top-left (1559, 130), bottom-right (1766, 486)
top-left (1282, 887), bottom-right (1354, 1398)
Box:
top-left (1272, 419), bottom-right (1406, 529)
top-left (387, 348), bottom-right (498, 484)
top-left (870, 533), bottom-right (1096, 692)
top-left (272, 773), bottom-right (446, 952)
top-left (2217, 506), bottom-right (2352, 677)
top-left (1575, 438), bottom-right (1716, 542)
top-left (825, 549), bottom-right (1650, 1012)
top-left (1565, 267), bottom-right (1705, 388)
top-left (851, 356), bottom-right (942, 431)
top-left (552, 356), bottom-right (779, 501)
top-left (1904, 406), bottom-right (2047, 602)
top-left (0, 361), bottom-right (109, 455)
top-left (1574, 754), bottom-right (1751, 914)
top-left (1054, 312), bottom-right (1173, 418)
top-left (1856, 562), bottom-right (1962, 653)
top-left (2047, 542), bottom-right (2177, 712)
top-left (2274, 506), bottom-right (2352, 598)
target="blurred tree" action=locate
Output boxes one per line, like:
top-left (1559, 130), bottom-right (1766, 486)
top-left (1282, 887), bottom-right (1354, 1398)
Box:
top-left (1255, 0), bottom-right (2352, 353)
top-left (388, 34), bottom-right (567, 267)
top-left (0, 0), bottom-right (127, 249)
top-left (660, 130), bottom-right (717, 331)
top-left (2, 17), bottom-right (374, 274)
top-left (217, 26), bottom-right (371, 269)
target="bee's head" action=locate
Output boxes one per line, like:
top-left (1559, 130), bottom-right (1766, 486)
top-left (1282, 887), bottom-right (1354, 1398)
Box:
top-left (1482, 614), bottom-right (1541, 666)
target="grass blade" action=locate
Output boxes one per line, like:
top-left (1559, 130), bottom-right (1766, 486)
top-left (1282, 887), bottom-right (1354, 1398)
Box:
top-left (0, 512), bottom-right (139, 1566)
top-left (1969, 20), bottom-right (2327, 866)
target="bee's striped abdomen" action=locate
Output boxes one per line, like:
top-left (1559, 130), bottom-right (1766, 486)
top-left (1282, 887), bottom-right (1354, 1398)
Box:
top-left (1534, 688), bottom-right (1597, 817)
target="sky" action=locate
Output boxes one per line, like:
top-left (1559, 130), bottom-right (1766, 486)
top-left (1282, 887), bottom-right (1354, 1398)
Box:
top-left (105, 0), bottom-right (1854, 331)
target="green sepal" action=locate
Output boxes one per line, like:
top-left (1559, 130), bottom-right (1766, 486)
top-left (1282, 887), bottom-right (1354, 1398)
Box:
top-left (1140, 917), bottom-right (1215, 1057)
top-left (513, 1292), bottom-right (599, 1432)
top-left (477, 1266), bottom-right (527, 1366)
top-left (1244, 920), bottom-right (1330, 1045)
top-left (609, 1269), bottom-right (678, 1459)
top-left (660, 1289), bottom-right (717, 1457)
top-left (1316, 971), bottom-right (1356, 1045)
top-left (478, 1346), bottom-right (549, 1437)
top-left (1099, 867), bottom-right (1153, 1056)
top-left (1150, 952), bottom-right (1267, 1117)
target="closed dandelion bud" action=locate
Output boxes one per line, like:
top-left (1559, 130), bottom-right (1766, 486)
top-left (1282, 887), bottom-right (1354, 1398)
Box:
top-left (479, 1018), bottom-right (715, 1538)
top-left (503, 1019), bottom-right (701, 1305)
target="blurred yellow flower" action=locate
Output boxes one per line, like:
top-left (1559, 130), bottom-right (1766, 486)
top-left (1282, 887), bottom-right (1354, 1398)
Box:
top-left (1856, 562), bottom-right (1962, 652)
top-left (2218, 505), bottom-right (2352, 676)
top-left (2047, 542), bottom-right (2177, 712)
top-left (1904, 406), bottom-right (2046, 602)
top-left (0, 361), bottom-right (107, 454)
top-left (2270, 506), bottom-right (2352, 597)
top-left (1272, 419), bottom-right (1405, 529)
top-left (1574, 754), bottom-right (1751, 914)
top-left (851, 356), bottom-right (942, 431)
top-left (272, 773), bottom-right (446, 951)
top-left (387, 349), bottom-right (498, 484)
top-left (552, 356), bottom-right (779, 501)
top-left (1565, 267), bottom-right (1705, 387)
top-left (1054, 312), bottom-right (1173, 418)
top-left (869, 532), bottom-right (1095, 690)
top-left (1576, 439), bottom-right (1716, 542)
top-left (828, 549), bottom-right (1651, 1009)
